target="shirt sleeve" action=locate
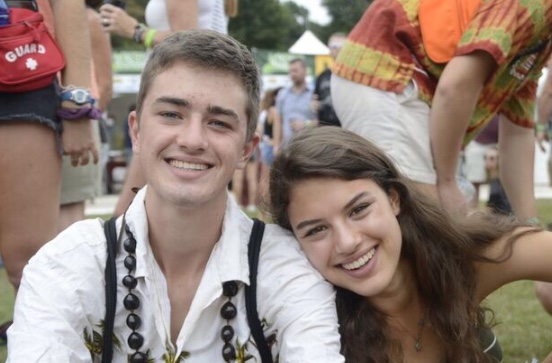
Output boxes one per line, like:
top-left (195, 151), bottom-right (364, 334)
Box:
top-left (455, 0), bottom-right (518, 66)
top-left (256, 225), bottom-right (344, 363)
top-left (7, 225), bottom-right (106, 363)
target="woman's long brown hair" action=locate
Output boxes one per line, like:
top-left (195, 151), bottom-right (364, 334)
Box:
top-left (269, 127), bottom-right (537, 362)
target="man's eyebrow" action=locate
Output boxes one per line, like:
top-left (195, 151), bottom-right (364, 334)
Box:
top-left (153, 96), bottom-right (190, 108)
top-left (207, 105), bottom-right (239, 121)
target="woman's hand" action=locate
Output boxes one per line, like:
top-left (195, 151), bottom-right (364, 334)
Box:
top-left (99, 3), bottom-right (138, 39)
top-left (60, 103), bottom-right (99, 167)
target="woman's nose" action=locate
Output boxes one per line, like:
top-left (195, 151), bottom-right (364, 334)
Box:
top-left (333, 223), bottom-right (361, 255)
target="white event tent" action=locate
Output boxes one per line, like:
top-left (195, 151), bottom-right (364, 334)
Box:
top-left (288, 30), bottom-right (330, 55)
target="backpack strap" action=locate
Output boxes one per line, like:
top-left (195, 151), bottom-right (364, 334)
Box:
top-left (102, 217), bottom-right (119, 363)
top-left (245, 218), bottom-right (273, 363)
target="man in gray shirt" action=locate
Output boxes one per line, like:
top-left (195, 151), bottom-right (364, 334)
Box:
top-left (274, 58), bottom-right (316, 149)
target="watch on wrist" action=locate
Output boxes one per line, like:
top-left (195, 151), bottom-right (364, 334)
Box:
top-left (60, 88), bottom-right (93, 106)
top-left (134, 23), bottom-right (147, 44)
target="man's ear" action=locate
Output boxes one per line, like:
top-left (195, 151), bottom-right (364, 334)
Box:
top-left (237, 133), bottom-right (260, 170)
top-left (389, 187), bottom-right (401, 216)
top-left (128, 110), bottom-right (140, 154)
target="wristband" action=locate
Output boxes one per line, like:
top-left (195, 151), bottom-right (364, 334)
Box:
top-left (535, 123), bottom-right (547, 132)
top-left (133, 23), bottom-right (147, 44)
top-left (144, 29), bottom-right (157, 49)
top-left (57, 106), bottom-right (103, 120)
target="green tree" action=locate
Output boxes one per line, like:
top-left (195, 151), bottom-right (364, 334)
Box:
top-left (228, 0), bottom-right (306, 51)
top-left (314, 0), bottom-right (371, 43)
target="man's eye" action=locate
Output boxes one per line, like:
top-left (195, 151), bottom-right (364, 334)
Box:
top-left (209, 120), bottom-right (231, 129)
top-left (160, 111), bottom-right (180, 119)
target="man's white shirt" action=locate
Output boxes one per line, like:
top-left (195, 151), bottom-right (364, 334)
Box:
top-left (8, 187), bottom-right (344, 362)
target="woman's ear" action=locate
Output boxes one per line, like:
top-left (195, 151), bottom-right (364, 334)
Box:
top-left (388, 187), bottom-right (401, 216)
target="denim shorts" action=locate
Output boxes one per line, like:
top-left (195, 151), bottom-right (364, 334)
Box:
top-left (0, 82), bottom-right (61, 135)
top-left (260, 141), bottom-right (274, 166)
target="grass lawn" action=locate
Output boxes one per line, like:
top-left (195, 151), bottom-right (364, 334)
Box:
top-left (0, 268), bottom-right (14, 362)
top-left (0, 200), bottom-right (551, 361)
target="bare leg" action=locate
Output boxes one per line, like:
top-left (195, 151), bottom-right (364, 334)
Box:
top-left (535, 281), bottom-right (552, 315)
top-left (245, 161), bottom-right (259, 209)
top-left (232, 169), bottom-right (245, 207)
top-left (59, 201), bottom-right (85, 232)
top-left (113, 157), bottom-right (145, 217)
top-left (0, 123), bottom-right (61, 290)
top-left (256, 163), bottom-right (271, 220)
top-left (470, 183), bottom-right (481, 209)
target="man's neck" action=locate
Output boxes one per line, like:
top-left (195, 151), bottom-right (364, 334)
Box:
top-left (292, 81), bottom-right (307, 93)
top-left (144, 191), bottom-right (227, 278)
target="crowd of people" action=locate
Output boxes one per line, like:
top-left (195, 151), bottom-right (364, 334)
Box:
top-left (1, 0), bottom-right (552, 361)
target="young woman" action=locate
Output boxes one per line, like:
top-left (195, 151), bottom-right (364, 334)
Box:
top-left (269, 127), bottom-right (552, 363)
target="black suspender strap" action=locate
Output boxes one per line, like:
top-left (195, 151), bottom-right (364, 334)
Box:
top-left (101, 217), bottom-right (272, 362)
top-left (244, 218), bottom-right (273, 363)
top-left (102, 217), bottom-right (118, 363)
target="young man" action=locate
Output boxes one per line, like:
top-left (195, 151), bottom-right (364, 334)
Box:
top-left (7, 30), bottom-right (344, 362)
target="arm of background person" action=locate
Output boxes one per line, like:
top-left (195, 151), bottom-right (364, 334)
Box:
top-left (100, 0), bottom-right (198, 46)
top-left (147, 0), bottom-right (198, 44)
top-left (498, 116), bottom-right (537, 221)
top-left (273, 93), bottom-right (285, 152)
top-left (272, 108), bottom-right (282, 153)
top-left (429, 51), bottom-right (496, 213)
top-left (87, 8), bottom-right (113, 112)
top-left (51, 0), bottom-right (98, 166)
top-left (537, 58), bottom-right (552, 149)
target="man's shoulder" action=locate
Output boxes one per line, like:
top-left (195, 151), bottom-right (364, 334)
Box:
top-left (260, 223), bottom-right (298, 248)
top-left (258, 223), bottom-right (322, 278)
top-left (278, 86), bottom-right (294, 98)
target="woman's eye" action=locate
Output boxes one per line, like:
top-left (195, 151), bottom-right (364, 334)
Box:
top-left (350, 204), bottom-right (369, 217)
top-left (304, 225), bottom-right (326, 238)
